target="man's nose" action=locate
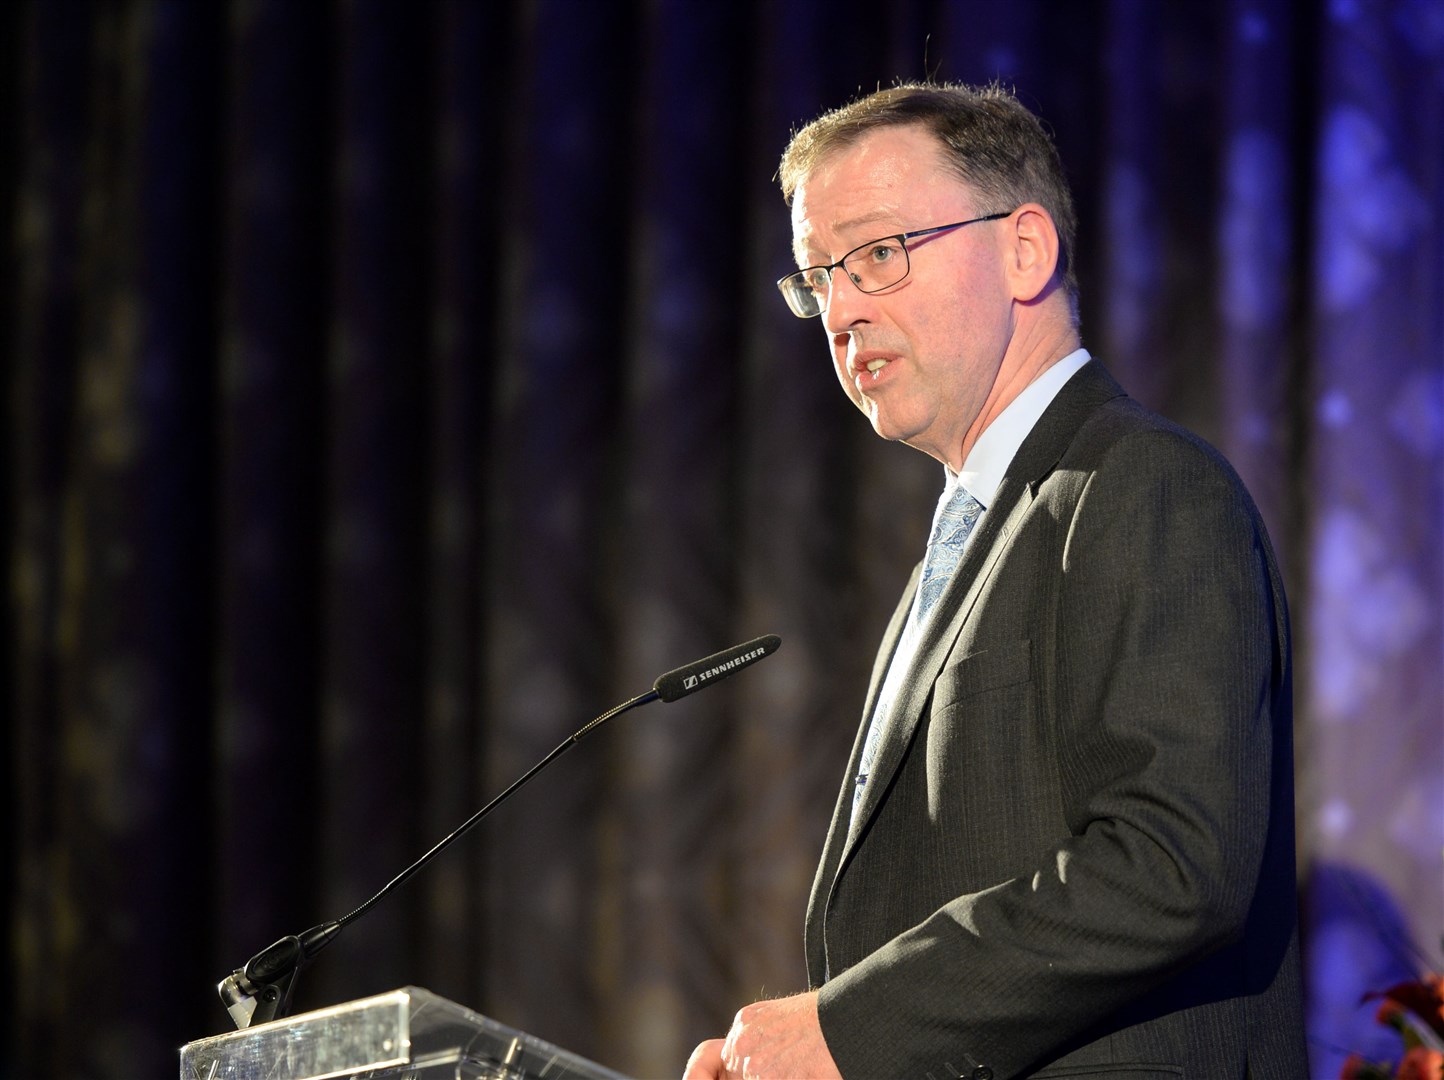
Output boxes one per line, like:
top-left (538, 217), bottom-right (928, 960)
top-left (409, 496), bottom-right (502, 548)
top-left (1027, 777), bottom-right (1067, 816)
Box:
top-left (821, 271), bottom-right (875, 335)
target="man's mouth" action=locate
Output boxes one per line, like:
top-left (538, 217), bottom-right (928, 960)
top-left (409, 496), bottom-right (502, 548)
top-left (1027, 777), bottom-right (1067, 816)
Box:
top-left (853, 355), bottom-right (893, 385)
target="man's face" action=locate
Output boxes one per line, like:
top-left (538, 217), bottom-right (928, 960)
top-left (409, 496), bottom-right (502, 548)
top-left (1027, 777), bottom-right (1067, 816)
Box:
top-left (790, 125), bottom-right (1014, 469)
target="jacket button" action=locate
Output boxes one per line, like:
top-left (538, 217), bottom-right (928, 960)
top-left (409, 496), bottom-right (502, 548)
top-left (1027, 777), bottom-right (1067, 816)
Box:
top-left (969, 1068), bottom-right (993, 1080)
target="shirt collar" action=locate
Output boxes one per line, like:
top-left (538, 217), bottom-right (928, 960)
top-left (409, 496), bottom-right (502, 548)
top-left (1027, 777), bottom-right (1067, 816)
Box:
top-left (952, 348), bottom-right (1091, 507)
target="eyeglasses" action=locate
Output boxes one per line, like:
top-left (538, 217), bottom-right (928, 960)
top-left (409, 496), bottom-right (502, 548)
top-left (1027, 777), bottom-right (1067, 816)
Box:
top-left (776, 211), bottom-right (1014, 319)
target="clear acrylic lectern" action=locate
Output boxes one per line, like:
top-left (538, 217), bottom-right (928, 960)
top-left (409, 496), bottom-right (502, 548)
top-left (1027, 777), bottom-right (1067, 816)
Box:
top-left (179, 986), bottom-right (629, 1080)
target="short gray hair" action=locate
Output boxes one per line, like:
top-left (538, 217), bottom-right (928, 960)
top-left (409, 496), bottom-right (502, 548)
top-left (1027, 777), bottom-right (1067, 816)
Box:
top-left (780, 82), bottom-right (1079, 308)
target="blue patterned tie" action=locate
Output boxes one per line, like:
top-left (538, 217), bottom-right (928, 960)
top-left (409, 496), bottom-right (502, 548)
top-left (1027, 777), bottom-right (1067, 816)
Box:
top-left (851, 482), bottom-right (984, 825)
top-left (914, 484), bottom-right (985, 623)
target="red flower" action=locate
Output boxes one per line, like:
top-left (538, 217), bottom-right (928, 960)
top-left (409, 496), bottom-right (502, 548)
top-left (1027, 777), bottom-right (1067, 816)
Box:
top-left (1377, 998), bottom-right (1409, 1030)
top-left (1341, 1052), bottom-right (1392, 1080)
top-left (1396, 1046), bottom-right (1444, 1080)
top-left (1367, 974), bottom-right (1444, 1042)
top-left (1352, 966), bottom-right (1444, 1079)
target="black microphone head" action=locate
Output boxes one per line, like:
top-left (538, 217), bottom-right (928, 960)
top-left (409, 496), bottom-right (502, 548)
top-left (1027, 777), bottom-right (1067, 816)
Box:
top-left (653, 634), bottom-right (781, 703)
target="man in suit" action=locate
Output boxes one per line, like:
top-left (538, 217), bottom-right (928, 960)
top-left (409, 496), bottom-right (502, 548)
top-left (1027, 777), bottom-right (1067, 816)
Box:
top-left (684, 83), bottom-right (1307, 1080)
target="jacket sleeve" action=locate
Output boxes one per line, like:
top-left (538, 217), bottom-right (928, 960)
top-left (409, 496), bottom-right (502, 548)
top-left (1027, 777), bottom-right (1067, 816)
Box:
top-left (815, 427), bottom-right (1289, 1079)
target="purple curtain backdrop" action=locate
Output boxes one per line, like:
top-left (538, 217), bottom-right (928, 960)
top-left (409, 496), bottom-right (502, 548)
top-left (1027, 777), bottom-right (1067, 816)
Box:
top-left (5, 1), bottom-right (1441, 1077)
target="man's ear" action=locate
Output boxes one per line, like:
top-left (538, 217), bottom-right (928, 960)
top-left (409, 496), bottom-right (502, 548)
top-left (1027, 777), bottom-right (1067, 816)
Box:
top-left (1004, 204), bottom-right (1060, 303)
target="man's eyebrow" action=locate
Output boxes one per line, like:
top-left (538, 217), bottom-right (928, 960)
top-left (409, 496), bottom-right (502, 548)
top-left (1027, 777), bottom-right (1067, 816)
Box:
top-left (793, 212), bottom-right (901, 266)
top-left (833, 211), bottom-right (899, 235)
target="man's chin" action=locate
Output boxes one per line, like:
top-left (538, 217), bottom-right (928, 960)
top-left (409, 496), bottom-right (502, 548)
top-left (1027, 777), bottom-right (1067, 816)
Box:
top-left (866, 408), bottom-right (914, 444)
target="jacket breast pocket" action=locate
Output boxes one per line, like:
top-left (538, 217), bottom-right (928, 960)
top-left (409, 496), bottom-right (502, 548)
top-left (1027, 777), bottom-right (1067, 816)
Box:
top-left (933, 639), bottom-right (1032, 713)
top-left (924, 640), bottom-right (1041, 832)
top-left (1032, 1066), bottom-right (1184, 1079)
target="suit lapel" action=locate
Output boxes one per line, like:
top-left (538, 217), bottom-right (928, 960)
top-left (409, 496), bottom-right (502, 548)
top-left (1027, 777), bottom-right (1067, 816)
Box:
top-left (806, 562), bottom-right (919, 980)
top-left (837, 483), bottom-right (1031, 864)
top-left (814, 361), bottom-right (1128, 940)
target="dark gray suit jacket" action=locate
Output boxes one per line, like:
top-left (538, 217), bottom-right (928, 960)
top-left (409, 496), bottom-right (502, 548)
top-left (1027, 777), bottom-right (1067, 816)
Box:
top-left (809, 362), bottom-right (1307, 1079)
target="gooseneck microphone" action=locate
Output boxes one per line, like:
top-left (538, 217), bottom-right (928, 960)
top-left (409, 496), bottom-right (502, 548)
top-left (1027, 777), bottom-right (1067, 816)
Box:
top-left (652, 634), bottom-right (781, 702)
top-left (217, 634), bottom-right (782, 1030)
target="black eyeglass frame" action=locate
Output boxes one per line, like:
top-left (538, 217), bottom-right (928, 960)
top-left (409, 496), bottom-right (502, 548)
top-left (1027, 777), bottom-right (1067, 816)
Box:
top-left (776, 210), bottom-right (1015, 318)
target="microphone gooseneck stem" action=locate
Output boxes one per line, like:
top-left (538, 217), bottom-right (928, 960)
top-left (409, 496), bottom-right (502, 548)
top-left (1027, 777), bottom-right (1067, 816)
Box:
top-left (330, 688), bottom-right (661, 935)
top-left (218, 633), bottom-right (780, 1031)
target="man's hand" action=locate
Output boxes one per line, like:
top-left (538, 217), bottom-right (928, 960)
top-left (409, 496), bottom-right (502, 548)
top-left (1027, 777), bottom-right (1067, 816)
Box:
top-left (683, 991), bottom-right (842, 1079)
